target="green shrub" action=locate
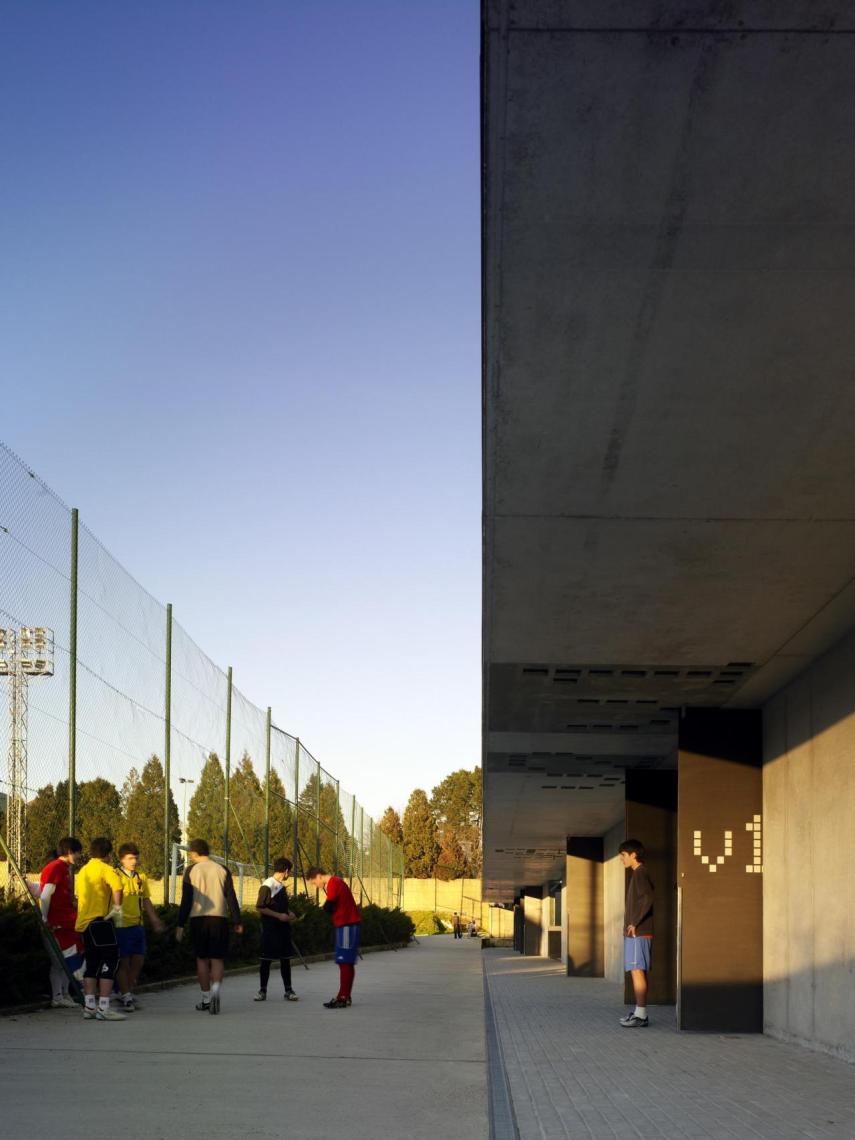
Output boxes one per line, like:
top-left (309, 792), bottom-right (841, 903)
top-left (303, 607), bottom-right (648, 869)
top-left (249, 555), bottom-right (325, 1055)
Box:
top-left (405, 909), bottom-right (447, 935)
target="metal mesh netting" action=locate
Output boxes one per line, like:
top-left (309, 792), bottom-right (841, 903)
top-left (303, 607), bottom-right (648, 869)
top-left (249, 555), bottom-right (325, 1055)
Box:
top-left (0, 441), bottom-right (403, 909)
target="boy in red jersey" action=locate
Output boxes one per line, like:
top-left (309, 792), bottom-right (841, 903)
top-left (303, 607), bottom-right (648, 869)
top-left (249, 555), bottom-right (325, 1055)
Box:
top-left (39, 837), bottom-right (85, 1007)
top-left (305, 866), bottom-right (361, 1009)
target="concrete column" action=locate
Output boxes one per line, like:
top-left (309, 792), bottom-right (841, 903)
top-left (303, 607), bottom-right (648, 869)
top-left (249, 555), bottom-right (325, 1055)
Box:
top-left (624, 770), bottom-right (678, 1005)
top-left (678, 709), bottom-right (763, 1032)
top-left (522, 886), bottom-right (542, 955)
top-left (565, 838), bottom-right (604, 976)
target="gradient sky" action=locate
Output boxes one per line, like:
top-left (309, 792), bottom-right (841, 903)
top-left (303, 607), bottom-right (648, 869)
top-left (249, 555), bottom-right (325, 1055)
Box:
top-left (1, 1), bottom-right (481, 818)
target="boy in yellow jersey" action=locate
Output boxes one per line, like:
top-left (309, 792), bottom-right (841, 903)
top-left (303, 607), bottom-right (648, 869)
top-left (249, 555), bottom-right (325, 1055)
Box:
top-left (74, 837), bottom-right (125, 1021)
top-left (114, 843), bottom-right (164, 1012)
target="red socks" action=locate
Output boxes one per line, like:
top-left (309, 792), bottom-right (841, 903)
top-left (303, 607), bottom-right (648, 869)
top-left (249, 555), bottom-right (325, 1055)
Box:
top-left (338, 963), bottom-right (355, 1000)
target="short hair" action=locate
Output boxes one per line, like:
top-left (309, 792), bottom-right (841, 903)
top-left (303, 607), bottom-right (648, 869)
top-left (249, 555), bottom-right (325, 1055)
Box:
top-left (90, 837), bottom-right (112, 859)
top-left (189, 838), bottom-right (210, 856)
top-left (57, 837), bottom-right (82, 856)
top-left (619, 838), bottom-right (645, 861)
top-left (273, 857), bottom-right (292, 874)
top-left (305, 865), bottom-right (326, 880)
top-left (118, 842), bottom-right (139, 858)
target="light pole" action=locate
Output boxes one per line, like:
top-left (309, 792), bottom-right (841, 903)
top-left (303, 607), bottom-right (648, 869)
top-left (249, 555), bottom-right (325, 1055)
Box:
top-left (179, 777), bottom-right (195, 846)
top-left (0, 627), bottom-right (54, 884)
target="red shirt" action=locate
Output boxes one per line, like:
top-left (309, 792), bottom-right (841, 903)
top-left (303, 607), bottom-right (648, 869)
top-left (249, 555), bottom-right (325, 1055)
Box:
top-left (39, 858), bottom-right (77, 929)
top-left (325, 875), bottom-right (360, 927)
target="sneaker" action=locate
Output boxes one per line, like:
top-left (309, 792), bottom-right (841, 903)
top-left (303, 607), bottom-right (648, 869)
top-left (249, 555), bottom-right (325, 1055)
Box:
top-left (620, 1015), bottom-right (649, 1028)
top-left (209, 992), bottom-right (220, 1015)
top-left (619, 1012), bottom-right (635, 1025)
top-left (96, 1007), bottom-right (127, 1021)
top-left (284, 990), bottom-right (299, 1002)
top-left (195, 1000), bottom-right (211, 1011)
top-left (254, 990), bottom-right (267, 1002)
top-left (83, 1007), bottom-right (97, 1019)
top-left (121, 999), bottom-right (136, 1013)
top-left (323, 997), bottom-right (349, 1009)
top-left (51, 995), bottom-right (77, 1008)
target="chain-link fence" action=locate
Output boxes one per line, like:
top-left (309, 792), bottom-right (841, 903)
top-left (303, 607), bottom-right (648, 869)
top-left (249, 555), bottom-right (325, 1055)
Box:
top-left (0, 441), bottom-right (403, 908)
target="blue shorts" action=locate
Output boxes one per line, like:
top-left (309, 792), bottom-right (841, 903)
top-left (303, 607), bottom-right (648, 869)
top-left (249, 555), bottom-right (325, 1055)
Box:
top-left (624, 936), bottom-right (652, 972)
top-left (117, 925), bottom-right (147, 958)
top-left (334, 923), bottom-right (361, 965)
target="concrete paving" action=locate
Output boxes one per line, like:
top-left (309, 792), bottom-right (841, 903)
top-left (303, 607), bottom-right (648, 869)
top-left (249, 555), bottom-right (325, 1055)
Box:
top-left (0, 938), bottom-right (488, 1140)
top-left (484, 950), bottom-right (855, 1140)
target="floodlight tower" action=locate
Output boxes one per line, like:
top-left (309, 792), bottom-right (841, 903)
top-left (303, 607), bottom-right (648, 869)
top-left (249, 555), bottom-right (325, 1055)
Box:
top-left (0, 627), bottom-right (54, 877)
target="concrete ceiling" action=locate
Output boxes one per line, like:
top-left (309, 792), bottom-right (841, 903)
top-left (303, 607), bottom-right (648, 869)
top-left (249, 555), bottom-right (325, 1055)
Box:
top-left (482, 0), bottom-right (855, 901)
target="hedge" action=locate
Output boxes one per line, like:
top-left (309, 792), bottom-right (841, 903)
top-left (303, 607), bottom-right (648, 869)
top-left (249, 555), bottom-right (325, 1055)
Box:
top-left (406, 910), bottom-right (449, 935)
top-left (0, 896), bottom-right (414, 1008)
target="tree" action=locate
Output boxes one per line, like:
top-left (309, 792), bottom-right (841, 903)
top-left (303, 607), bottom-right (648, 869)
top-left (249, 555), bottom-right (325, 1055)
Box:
top-left (77, 778), bottom-right (122, 852)
top-left (122, 755), bottom-right (180, 878)
top-left (430, 767), bottom-right (482, 878)
top-left (296, 772), bottom-right (346, 876)
top-left (120, 767), bottom-right (140, 817)
top-left (24, 782), bottom-right (69, 872)
top-left (187, 753), bottom-right (225, 850)
top-left (435, 830), bottom-right (467, 882)
top-left (378, 806), bottom-right (403, 846)
top-left (229, 752), bottom-right (264, 867)
top-left (402, 788), bottom-right (440, 878)
top-left (265, 766), bottom-right (294, 865)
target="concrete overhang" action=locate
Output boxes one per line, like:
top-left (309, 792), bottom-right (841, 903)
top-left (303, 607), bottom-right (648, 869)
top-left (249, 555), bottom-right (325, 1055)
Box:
top-left (482, 0), bottom-right (855, 901)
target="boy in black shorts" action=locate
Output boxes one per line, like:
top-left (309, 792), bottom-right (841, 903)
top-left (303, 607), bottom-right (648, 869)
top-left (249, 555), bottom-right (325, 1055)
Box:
top-left (176, 838), bottom-right (243, 1014)
top-left (253, 857), bottom-right (298, 1002)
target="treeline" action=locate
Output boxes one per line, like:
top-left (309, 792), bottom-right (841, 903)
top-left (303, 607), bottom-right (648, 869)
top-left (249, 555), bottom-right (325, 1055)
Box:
top-left (378, 767), bottom-right (482, 880)
top-left (14, 752), bottom-right (373, 879)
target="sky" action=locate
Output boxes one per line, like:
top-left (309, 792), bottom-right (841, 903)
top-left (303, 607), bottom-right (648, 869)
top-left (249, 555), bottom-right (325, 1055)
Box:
top-left (0, 1), bottom-right (481, 819)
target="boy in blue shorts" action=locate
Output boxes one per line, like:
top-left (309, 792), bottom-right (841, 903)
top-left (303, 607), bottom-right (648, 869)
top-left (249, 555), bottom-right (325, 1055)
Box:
top-left (115, 843), bottom-right (164, 1012)
top-left (306, 866), bottom-right (361, 1008)
top-left (618, 838), bottom-right (654, 1028)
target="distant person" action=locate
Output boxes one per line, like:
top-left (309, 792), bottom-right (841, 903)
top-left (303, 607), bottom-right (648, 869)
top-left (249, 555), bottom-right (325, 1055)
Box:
top-left (452, 912), bottom-right (462, 939)
top-left (39, 836), bottom-right (85, 1007)
top-left (305, 866), bottom-right (361, 1008)
top-left (114, 843), bottom-right (165, 1012)
top-left (253, 856), bottom-right (298, 1002)
top-left (467, 918), bottom-right (478, 938)
top-left (176, 838), bottom-right (242, 1015)
top-left (74, 837), bottom-right (125, 1021)
top-left (619, 838), bottom-right (654, 1028)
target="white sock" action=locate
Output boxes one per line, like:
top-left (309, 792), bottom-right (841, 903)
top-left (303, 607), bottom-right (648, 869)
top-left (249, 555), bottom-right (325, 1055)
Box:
top-left (98, 996), bottom-right (110, 1012)
top-left (211, 981), bottom-right (221, 995)
top-left (635, 1006), bottom-right (647, 1019)
top-left (84, 995), bottom-right (96, 1010)
top-left (201, 989), bottom-right (211, 1001)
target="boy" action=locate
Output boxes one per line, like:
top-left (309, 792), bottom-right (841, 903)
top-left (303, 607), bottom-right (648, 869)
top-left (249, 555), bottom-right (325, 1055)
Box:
top-left (254, 856), bottom-right (298, 1002)
top-left (114, 842), bottom-right (165, 1012)
top-left (74, 837), bottom-right (125, 1021)
top-left (618, 838), bottom-right (654, 1028)
top-left (176, 838), bottom-right (242, 1014)
top-left (39, 836), bottom-right (85, 1007)
top-left (305, 866), bottom-right (361, 1008)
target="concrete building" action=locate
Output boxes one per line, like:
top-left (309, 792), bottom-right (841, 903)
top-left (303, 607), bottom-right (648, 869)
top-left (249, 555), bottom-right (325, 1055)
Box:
top-left (482, 0), bottom-right (855, 1059)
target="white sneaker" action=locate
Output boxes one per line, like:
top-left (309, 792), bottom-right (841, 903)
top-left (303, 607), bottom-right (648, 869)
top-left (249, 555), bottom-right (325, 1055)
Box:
top-left (96, 1007), bottom-right (127, 1021)
top-left (51, 995), bottom-right (77, 1008)
top-left (83, 1007), bottom-right (97, 1019)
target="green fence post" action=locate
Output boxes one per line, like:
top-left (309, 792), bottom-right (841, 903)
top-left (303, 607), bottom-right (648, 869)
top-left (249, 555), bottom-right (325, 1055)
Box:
top-left (334, 779), bottom-right (340, 875)
top-left (349, 797), bottom-right (356, 889)
top-left (293, 738), bottom-right (300, 877)
top-left (163, 603), bottom-right (172, 894)
top-left (264, 706), bottom-right (271, 877)
top-left (68, 507), bottom-right (78, 836)
top-left (223, 665), bottom-right (232, 861)
top-left (315, 764), bottom-right (321, 869)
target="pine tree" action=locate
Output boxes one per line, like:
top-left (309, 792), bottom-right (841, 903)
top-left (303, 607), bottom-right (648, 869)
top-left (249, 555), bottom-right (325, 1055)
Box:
top-left (402, 788), bottom-right (440, 878)
top-left (187, 753), bottom-right (225, 850)
top-left (265, 766), bottom-right (294, 865)
top-left (430, 767), bottom-right (482, 878)
top-left (24, 783), bottom-right (67, 871)
top-left (296, 772), bottom-right (346, 875)
top-left (122, 755), bottom-right (180, 878)
top-left (378, 806), bottom-right (404, 846)
top-left (229, 752), bottom-right (264, 867)
top-left (77, 778), bottom-right (122, 852)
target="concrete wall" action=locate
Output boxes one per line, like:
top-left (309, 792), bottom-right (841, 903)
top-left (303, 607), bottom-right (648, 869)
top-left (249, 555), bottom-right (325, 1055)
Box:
top-left (763, 626), bottom-right (855, 1061)
top-left (603, 822), bottom-right (625, 984)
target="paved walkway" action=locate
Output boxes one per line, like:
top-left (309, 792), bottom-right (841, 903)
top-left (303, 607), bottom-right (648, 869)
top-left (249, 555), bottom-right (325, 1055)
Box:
top-left (0, 938), bottom-right (487, 1140)
top-left (484, 950), bottom-right (855, 1140)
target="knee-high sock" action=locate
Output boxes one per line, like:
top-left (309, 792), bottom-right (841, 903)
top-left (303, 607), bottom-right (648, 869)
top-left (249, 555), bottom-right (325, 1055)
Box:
top-left (280, 959), bottom-right (292, 990)
top-left (259, 960), bottom-right (271, 990)
top-left (338, 963), bottom-right (355, 999)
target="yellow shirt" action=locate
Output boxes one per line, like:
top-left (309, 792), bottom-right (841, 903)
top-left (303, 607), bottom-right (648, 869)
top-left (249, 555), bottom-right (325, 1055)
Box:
top-left (74, 858), bottom-right (123, 932)
top-left (117, 867), bottom-right (150, 927)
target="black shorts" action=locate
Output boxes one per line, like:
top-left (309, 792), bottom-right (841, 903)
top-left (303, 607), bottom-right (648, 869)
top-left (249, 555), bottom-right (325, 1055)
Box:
top-left (83, 918), bottom-right (119, 981)
top-left (190, 916), bottom-right (230, 960)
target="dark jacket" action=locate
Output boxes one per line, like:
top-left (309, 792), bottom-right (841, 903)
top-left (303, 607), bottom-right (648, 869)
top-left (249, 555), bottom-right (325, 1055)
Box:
top-left (624, 865), bottom-right (654, 936)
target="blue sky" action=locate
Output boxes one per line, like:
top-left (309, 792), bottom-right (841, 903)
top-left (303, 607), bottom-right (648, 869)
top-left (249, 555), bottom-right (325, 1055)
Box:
top-left (1, 1), bottom-right (481, 817)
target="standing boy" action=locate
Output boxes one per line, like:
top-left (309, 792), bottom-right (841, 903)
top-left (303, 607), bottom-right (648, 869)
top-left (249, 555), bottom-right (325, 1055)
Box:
top-left (39, 836), bottom-right (84, 1007)
top-left (74, 837), bottom-right (125, 1021)
top-left (619, 838), bottom-right (654, 1028)
top-left (305, 866), bottom-right (361, 1009)
top-left (176, 838), bottom-right (243, 1014)
top-left (254, 856), bottom-right (298, 1002)
top-left (452, 912), bottom-right (462, 939)
top-left (115, 842), bottom-right (165, 1012)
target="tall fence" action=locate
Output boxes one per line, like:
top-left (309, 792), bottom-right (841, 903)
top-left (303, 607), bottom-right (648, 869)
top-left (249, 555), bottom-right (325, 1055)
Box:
top-left (0, 442), bottom-right (403, 909)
